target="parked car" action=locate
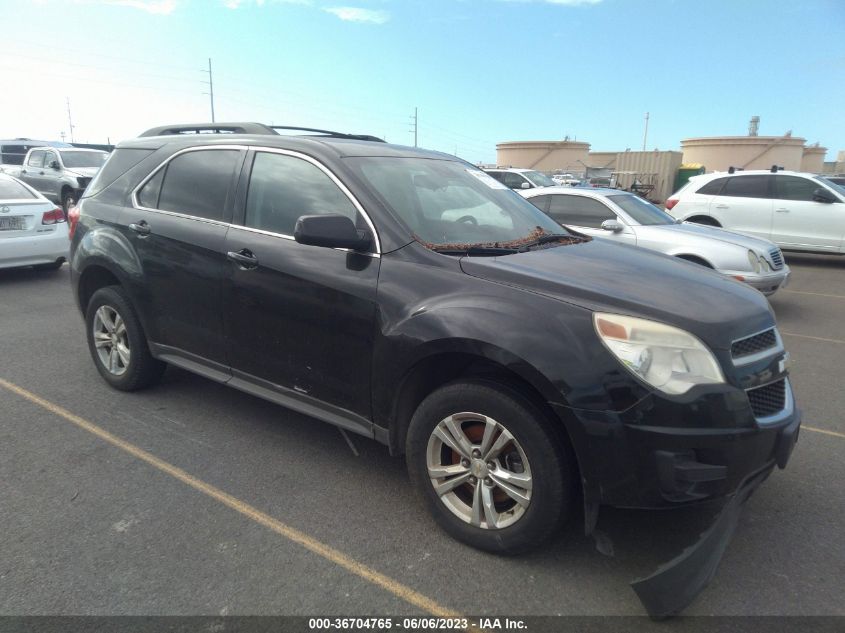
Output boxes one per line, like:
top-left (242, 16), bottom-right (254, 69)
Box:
top-left (70, 122), bottom-right (800, 617)
top-left (551, 173), bottom-right (579, 186)
top-left (483, 167), bottom-right (558, 190)
top-left (0, 173), bottom-right (68, 271)
top-left (11, 146), bottom-right (109, 215)
top-left (665, 170), bottom-right (845, 254)
top-left (823, 175), bottom-right (845, 188)
top-left (522, 187), bottom-right (790, 296)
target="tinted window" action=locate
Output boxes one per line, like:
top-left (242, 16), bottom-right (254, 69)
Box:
top-left (0, 178), bottom-right (37, 199)
top-left (501, 172), bottom-right (529, 189)
top-left (696, 177), bottom-right (728, 195)
top-left (720, 175), bottom-right (771, 199)
top-left (157, 149), bottom-right (241, 221)
top-left (775, 176), bottom-right (820, 201)
top-left (548, 195), bottom-right (615, 228)
top-left (84, 148), bottom-right (154, 198)
top-left (1, 145), bottom-right (29, 165)
top-left (60, 151), bottom-right (108, 169)
top-left (486, 171), bottom-right (506, 183)
top-left (529, 195), bottom-right (550, 213)
top-left (244, 152), bottom-right (359, 237)
top-left (137, 168), bottom-right (164, 208)
top-left (27, 151), bottom-right (45, 168)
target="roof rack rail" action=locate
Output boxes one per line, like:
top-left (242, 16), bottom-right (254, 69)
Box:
top-left (727, 166), bottom-right (744, 174)
top-left (770, 164), bottom-right (784, 173)
top-left (269, 126), bottom-right (384, 142)
top-left (138, 122), bottom-right (384, 143)
top-left (139, 122), bottom-right (277, 137)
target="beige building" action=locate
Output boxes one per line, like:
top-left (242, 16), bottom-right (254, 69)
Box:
top-left (800, 145), bottom-right (827, 173)
top-left (587, 151), bottom-right (617, 169)
top-left (613, 150), bottom-right (684, 203)
top-left (680, 135), bottom-right (808, 172)
top-left (496, 140), bottom-right (590, 172)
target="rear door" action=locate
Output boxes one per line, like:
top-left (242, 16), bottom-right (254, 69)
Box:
top-left (129, 146), bottom-right (245, 370)
top-left (708, 174), bottom-right (774, 240)
top-left (222, 148), bottom-right (380, 425)
top-left (770, 175), bottom-right (845, 251)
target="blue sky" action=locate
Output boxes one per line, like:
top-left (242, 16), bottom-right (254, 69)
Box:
top-left (1, 0), bottom-right (843, 163)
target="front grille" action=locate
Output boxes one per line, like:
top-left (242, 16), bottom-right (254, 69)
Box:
top-left (769, 248), bottom-right (784, 270)
top-left (747, 379), bottom-right (786, 418)
top-left (732, 328), bottom-right (777, 359)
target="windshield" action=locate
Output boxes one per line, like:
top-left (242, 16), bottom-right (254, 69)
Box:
top-left (348, 157), bottom-right (570, 251)
top-left (523, 171), bottom-right (557, 188)
top-left (815, 176), bottom-right (845, 197)
top-left (60, 151), bottom-right (108, 169)
top-left (607, 194), bottom-right (675, 226)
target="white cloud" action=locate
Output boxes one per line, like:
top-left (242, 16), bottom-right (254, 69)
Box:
top-left (324, 6), bottom-right (390, 24)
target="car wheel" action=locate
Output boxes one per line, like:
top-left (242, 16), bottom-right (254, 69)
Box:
top-left (61, 190), bottom-right (76, 217)
top-left (33, 259), bottom-right (64, 271)
top-left (85, 285), bottom-right (165, 391)
top-left (406, 380), bottom-right (572, 554)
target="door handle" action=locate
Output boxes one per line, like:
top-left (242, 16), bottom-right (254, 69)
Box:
top-left (21, 169), bottom-right (26, 174)
top-left (129, 220), bottom-right (151, 235)
top-left (227, 249), bottom-right (259, 269)
top-left (38, 171), bottom-right (45, 175)
top-left (715, 204), bottom-right (729, 209)
top-left (775, 208), bottom-right (790, 213)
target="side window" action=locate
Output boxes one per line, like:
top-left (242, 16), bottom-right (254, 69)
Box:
top-left (501, 172), bottom-right (528, 189)
top-left (137, 168), bottom-right (165, 208)
top-left (774, 176), bottom-right (820, 202)
top-left (528, 195), bottom-right (550, 213)
top-left (720, 175), bottom-right (771, 199)
top-left (244, 152), bottom-right (359, 237)
top-left (27, 151), bottom-right (45, 168)
top-left (548, 195), bottom-right (615, 228)
top-left (696, 177), bottom-right (728, 195)
top-left (43, 152), bottom-right (57, 168)
top-left (155, 149), bottom-right (241, 221)
top-left (486, 171), bottom-right (506, 184)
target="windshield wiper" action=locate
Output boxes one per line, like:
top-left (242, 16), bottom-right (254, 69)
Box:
top-left (434, 245), bottom-right (520, 256)
top-left (517, 233), bottom-right (580, 251)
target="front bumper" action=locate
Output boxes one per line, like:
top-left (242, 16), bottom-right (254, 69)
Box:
top-left (731, 266), bottom-right (791, 296)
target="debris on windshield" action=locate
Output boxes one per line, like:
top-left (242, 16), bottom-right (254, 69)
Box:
top-left (415, 227), bottom-right (590, 254)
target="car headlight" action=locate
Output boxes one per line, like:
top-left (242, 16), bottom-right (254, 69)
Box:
top-left (758, 255), bottom-right (771, 272)
top-left (747, 250), bottom-right (761, 273)
top-left (594, 313), bottom-right (725, 395)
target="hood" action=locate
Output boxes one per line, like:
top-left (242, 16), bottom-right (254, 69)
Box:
top-left (65, 167), bottom-right (99, 179)
top-left (656, 222), bottom-right (778, 253)
top-left (459, 238), bottom-right (774, 350)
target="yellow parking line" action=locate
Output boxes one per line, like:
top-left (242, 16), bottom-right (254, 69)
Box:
top-left (0, 378), bottom-right (461, 620)
top-left (781, 290), bottom-right (845, 300)
top-left (781, 332), bottom-right (845, 345)
top-left (803, 425), bottom-right (845, 439)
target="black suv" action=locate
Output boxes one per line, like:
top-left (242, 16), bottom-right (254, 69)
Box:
top-left (70, 123), bottom-right (800, 615)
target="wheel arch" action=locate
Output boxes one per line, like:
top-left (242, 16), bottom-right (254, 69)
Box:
top-left (674, 253), bottom-right (715, 268)
top-left (685, 215), bottom-right (721, 227)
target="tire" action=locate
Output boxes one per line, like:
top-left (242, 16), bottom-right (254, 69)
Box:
top-left (61, 189), bottom-right (76, 217)
top-left (33, 259), bottom-right (64, 271)
top-left (85, 285), bottom-right (165, 391)
top-left (406, 380), bottom-right (572, 554)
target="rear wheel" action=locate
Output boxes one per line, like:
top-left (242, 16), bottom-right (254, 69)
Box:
top-left (406, 380), bottom-right (572, 554)
top-left (85, 286), bottom-right (165, 391)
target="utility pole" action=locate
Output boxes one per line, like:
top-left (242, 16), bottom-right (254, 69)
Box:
top-left (59, 131), bottom-right (66, 142)
top-left (66, 97), bottom-right (75, 142)
top-left (642, 111), bottom-right (649, 151)
top-left (201, 58), bottom-right (216, 123)
top-left (409, 107), bottom-right (418, 147)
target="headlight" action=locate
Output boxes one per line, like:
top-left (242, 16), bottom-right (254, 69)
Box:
top-left (594, 313), bottom-right (725, 395)
top-left (747, 250), bottom-right (761, 273)
top-left (758, 255), bottom-right (771, 272)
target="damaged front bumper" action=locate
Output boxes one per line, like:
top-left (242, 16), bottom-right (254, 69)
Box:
top-left (631, 411), bottom-right (801, 618)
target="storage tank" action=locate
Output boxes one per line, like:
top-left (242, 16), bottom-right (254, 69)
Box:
top-left (800, 145), bottom-right (827, 173)
top-left (681, 135), bottom-right (806, 172)
top-left (496, 140), bottom-right (590, 172)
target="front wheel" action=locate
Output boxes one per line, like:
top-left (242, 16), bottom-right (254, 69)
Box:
top-left (85, 286), bottom-right (165, 391)
top-left (406, 381), bottom-right (572, 554)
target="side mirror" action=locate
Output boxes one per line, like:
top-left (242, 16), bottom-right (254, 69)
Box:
top-left (294, 214), bottom-right (372, 251)
top-left (601, 219), bottom-right (624, 232)
top-left (812, 188), bottom-right (837, 203)
top-left (50, 160), bottom-right (60, 170)
top-left (520, 182), bottom-right (531, 190)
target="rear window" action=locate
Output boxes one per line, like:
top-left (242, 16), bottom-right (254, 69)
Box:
top-left (155, 149), bottom-right (241, 222)
top-left (720, 175), bottom-right (771, 198)
top-left (696, 177), bottom-right (728, 195)
top-left (0, 178), bottom-right (37, 200)
top-left (83, 148), bottom-right (154, 198)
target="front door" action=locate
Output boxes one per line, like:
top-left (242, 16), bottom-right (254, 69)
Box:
top-left (771, 175), bottom-right (845, 252)
top-left (223, 149), bottom-right (380, 424)
top-left (127, 147), bottom-right (245, 369)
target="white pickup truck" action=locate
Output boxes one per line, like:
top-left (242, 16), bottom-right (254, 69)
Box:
top-left (0, 146), bottom-right (108, 214)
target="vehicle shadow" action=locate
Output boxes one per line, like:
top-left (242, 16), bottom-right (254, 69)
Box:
top-left (783, 252), bottom-right (845, 268)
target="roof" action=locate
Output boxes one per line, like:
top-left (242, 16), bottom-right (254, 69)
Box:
top-left (691, 169), bottom-right (816, 179)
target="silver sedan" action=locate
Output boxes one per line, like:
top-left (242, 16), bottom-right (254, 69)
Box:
top-left (521, 187), bottom-right (790, 296)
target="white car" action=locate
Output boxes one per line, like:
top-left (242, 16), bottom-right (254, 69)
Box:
top-left (522, 187), bottom-right (790, 296)
top-left (665, 170), bottom-right (845, 254)
top-left (483, 168), bottom-right (559, 190)
top-left (0, 173), bottom-right (69, 271)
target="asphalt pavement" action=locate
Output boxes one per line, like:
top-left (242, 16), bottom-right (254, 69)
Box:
top-left (0, 255), bottom-right (843, 621)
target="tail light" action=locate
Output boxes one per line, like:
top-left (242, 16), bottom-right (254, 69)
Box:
top-left (41, 207), bottom-right (66, 225)
top-left (665, 198), bottom-right (679, 210)
top-left (68, 204), bottom-right (81, 240)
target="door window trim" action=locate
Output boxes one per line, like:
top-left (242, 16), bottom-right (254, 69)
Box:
top-left (131, 144), bottom-right (381, 255)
